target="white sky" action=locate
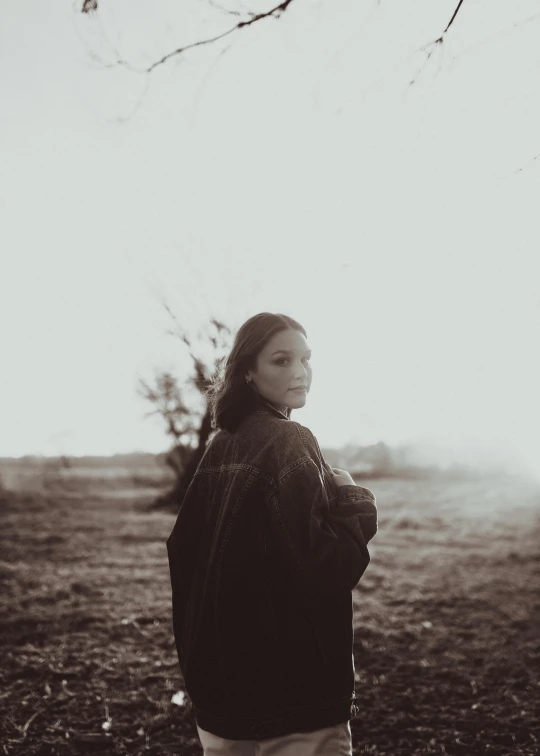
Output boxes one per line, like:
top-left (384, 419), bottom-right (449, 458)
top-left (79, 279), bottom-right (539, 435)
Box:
top-left (1, 0), bottom-right (539, 476)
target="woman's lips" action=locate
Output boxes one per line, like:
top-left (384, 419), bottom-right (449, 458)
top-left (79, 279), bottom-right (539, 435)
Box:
top-left (290, 387), bottom-right (307, 392)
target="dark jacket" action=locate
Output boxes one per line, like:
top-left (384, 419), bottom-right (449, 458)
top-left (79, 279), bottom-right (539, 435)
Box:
top-left (166, 395), bottom-right (378, 740)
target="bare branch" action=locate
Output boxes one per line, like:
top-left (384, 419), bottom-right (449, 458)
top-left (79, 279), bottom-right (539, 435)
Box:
top-left (409, 0), bottom-right (466, 86)
top-left (409, 39), bottom-right (442, 86)
top-left (443, 0), bottom-right (466, 36)
top-left (144, 0), bottom-right (297, 72)
top-left (207, 0), bottom-right (245, 17)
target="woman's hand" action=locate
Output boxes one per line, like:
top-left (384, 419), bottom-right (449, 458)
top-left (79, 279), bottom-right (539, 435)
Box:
top-left (323, 461), bottom-right (356, 488)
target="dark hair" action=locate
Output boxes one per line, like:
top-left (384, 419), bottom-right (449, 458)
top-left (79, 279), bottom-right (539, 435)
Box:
top-left (205, 312), bottom-right (307, 433)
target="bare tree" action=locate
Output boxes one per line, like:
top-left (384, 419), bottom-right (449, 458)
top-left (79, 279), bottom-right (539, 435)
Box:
top-left (138, 306), bottom-right (233, 511)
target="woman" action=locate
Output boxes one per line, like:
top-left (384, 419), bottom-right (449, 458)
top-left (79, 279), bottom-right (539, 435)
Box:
top-left (166, 313), bottom-right (378, 755)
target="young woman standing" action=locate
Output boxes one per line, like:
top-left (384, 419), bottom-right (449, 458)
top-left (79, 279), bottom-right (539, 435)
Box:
top-left (166, 312), bottom-right (378, 755)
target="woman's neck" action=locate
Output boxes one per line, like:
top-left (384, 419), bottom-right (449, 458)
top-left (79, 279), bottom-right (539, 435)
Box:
top-left (265, 399), bottom-right (289, 417)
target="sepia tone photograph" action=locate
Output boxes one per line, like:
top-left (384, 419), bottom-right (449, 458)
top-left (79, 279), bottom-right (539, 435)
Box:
top-left (1, 1), bottom-right (539, 754)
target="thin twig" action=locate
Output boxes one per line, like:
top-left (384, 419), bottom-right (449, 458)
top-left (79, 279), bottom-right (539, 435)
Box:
top-left (513, 152), bottom-right (540, 175)
top-left (442, 0), bottom-right (466, 36)
top-left (131, 619), bottom-right (152, 639)
top-left (22, 708), bottom-right (44, 737)
top-left (410, 0), bottom-right (467, 85)
top-left (84, 0), bottom-right (298, 73)
top-left (449, 11), bottom-right (540, 65)
top-left (145, 0), bottom-right (297, 72)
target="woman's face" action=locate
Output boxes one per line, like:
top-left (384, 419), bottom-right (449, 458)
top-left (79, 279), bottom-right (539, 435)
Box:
top-left (246, 328), bottom-right (312, 413)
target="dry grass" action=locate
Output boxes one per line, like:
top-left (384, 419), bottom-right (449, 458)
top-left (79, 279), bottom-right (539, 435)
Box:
top-left (0, 464), bottom-right (539, 755)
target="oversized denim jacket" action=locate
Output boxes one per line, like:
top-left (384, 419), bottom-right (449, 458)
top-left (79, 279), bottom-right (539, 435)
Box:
top-left (166, 396), bottom-right (378, 740)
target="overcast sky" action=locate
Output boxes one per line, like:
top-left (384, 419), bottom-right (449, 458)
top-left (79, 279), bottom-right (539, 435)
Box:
top-left (1, 0), bottom-right (539, 476)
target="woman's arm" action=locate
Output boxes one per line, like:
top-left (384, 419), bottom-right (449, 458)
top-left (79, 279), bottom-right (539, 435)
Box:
top-left (266, 455), bottom-right (377, 607)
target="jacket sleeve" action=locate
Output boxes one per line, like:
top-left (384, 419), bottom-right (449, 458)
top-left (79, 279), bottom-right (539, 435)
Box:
top-left (166, 477), bottom-right (207, 673)
top-left (266, 455), bottom-right (377, 605)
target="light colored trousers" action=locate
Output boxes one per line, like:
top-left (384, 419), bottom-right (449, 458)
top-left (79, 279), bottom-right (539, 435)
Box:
top-left (196, 720), bottom-right (353, 756)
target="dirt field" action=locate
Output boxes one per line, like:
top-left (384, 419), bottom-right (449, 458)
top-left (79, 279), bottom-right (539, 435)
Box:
top-left (1, 463), bottom-right (539, 755)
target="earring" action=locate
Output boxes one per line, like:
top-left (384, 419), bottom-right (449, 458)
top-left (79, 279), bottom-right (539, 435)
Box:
top-left (245, 377), bottom-right (251, 384)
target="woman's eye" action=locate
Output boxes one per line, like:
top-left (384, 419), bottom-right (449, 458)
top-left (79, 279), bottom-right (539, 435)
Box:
top-left (275, 357), bottom-right (311, 366)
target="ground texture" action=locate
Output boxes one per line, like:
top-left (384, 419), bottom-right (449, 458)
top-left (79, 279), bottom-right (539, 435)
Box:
top-left (1, 466), bottom-right (539, 755)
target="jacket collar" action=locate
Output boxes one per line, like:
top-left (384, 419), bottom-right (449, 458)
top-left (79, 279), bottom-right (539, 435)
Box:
top-left (250, 397), bottom-right (291, 421)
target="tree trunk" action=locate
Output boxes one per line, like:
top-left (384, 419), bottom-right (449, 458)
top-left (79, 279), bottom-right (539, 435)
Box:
top-left (151, 409), bottom-right (213, 512)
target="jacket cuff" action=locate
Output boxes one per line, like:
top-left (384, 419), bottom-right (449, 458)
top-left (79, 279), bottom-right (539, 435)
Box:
top-left (338, 484), bottom-right (375, 503)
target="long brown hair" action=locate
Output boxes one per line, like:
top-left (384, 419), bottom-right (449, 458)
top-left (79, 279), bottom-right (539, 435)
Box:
top-left (205, 313), bottom-right (307, 433)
